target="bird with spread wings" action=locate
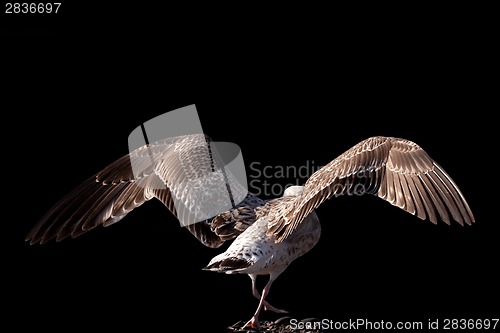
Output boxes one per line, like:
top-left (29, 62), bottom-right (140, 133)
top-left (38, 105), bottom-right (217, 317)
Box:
top-left (28, 134), bottom-right (474, 330)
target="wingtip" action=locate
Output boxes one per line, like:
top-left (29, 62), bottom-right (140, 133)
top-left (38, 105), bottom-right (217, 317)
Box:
top-left (25, 236), bottom-right (35, 245)
top-left (25, 233), bottom-right (41, 245)
top-left (464, 216), bottom-right (475, 226)
top-left (454, 217), bottom-right (464, 227)
top-left (442, 216), bottom-right (452, 226)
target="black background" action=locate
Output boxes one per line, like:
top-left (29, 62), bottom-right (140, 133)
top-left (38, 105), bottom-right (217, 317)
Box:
top-left (3, 5), bottom-right (497, 332)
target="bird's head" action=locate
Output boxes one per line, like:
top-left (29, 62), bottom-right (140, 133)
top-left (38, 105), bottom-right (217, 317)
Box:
top-left (283, 185), bottom-right (304, 197)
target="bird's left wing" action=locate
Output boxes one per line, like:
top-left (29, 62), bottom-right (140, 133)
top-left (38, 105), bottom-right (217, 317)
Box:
top-left (27, 134), bottom-right (263, 247)
top-left (267, 136), bottom-right (475, 242)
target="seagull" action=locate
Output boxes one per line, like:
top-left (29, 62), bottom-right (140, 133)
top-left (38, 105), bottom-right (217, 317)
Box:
top-left (27, 134), bottom-right (475, 330)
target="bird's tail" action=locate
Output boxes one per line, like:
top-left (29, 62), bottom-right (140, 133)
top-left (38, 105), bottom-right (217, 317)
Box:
top-left (203, 257), bottom-right (252, 274)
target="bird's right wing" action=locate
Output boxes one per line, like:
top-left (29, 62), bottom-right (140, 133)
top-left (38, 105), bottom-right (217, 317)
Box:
top-left (267, 136), bottom-right (475, 242)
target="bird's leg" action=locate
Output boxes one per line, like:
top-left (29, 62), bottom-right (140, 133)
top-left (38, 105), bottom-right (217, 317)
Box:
top-left (249, 274), bottom-right (288, 314)
top-left (244, 273), bottom-right (287, 329)
top-left (244, 277), bottom-right (272, 329)
top-left (250, 274), bottom-right (261, 299)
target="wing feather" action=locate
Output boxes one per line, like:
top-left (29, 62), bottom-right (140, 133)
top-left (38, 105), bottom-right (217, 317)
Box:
top-left (406, 175), bottom-right (427, 220)
top-left (398, 173), bottom-right (415, 214)
top-left (385, 168), bottom-right (396, 204)
top-left (393, 172), bottom-right (406, 209)
top-left (433, 163), bottom-right (474, 225)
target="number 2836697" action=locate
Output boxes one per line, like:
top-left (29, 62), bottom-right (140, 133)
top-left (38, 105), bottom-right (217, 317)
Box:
top-left (5, 3), bottom-right (61, 14)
